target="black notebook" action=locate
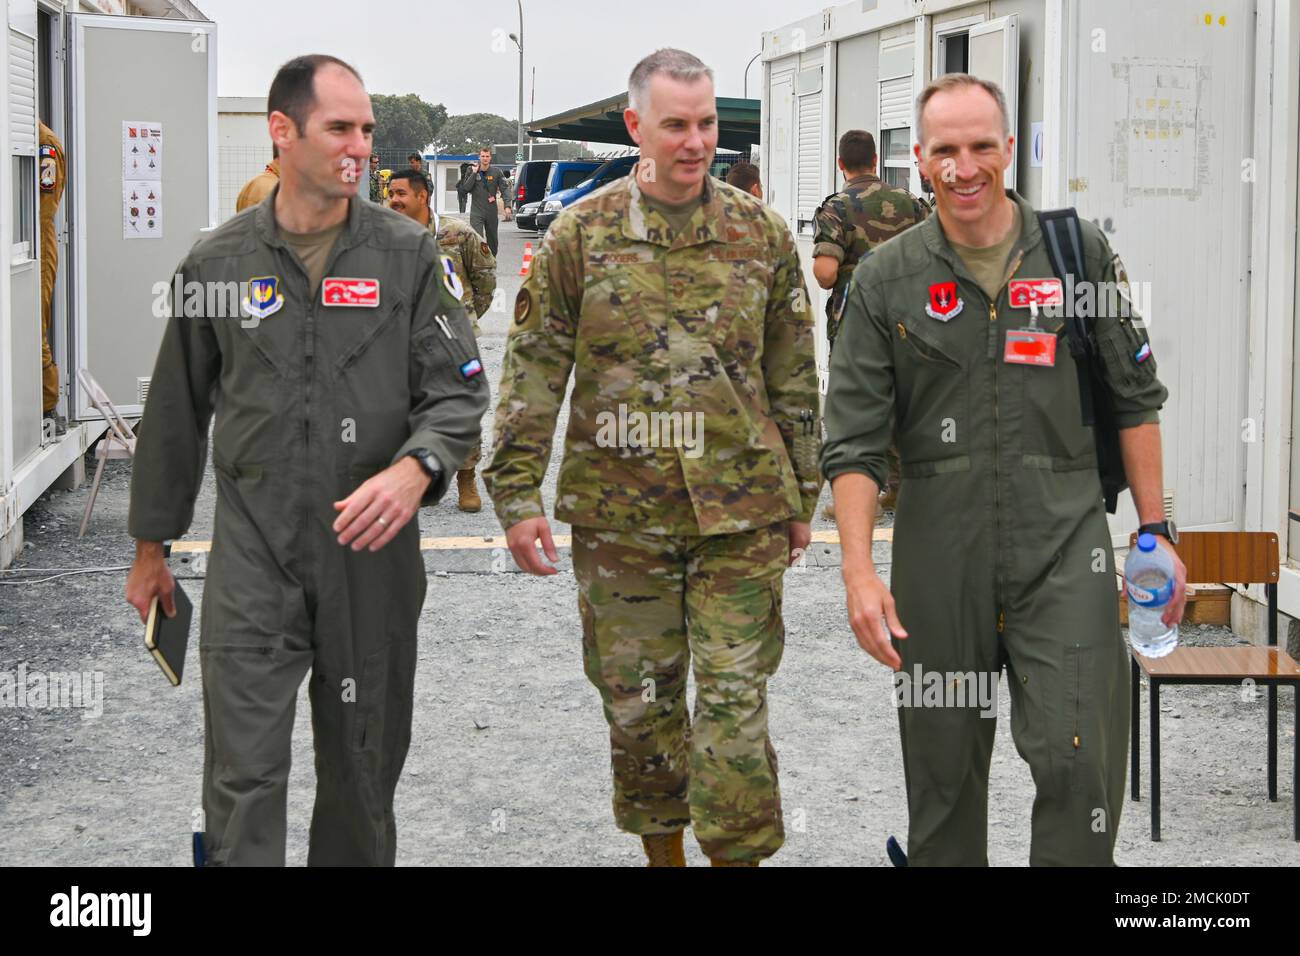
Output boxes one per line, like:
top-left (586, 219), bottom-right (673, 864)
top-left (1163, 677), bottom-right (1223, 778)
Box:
top-left (144, 582), bottom-right (192, 686)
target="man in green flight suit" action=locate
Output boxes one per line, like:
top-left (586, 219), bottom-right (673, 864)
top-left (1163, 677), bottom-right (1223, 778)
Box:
top-left (124, 55), bottom-right (488, 866)
top-left (387, 167), bottom-right (498, 512)
top-left (485, 48), bottom-right (821, 867)
top-left (822, 74), bottom-right (1187, 866)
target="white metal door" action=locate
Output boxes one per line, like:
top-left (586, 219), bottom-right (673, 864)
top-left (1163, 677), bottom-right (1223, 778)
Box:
top-left (968, 15), bottom-right (1019, 191)
top-left (1066, 0), bottom-right (1254, 534)
top-left (768, 70), bottom-right (795, 224)
top-left (67, 13), bottom-right (216, 421)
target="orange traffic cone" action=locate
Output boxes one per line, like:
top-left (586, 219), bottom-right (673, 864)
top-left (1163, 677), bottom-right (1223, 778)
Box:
top-left (520, 242), bottom-right (534, 276)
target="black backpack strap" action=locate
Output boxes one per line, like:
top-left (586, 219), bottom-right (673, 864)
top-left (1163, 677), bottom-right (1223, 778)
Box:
top-left (1037, 208), bottom-right (1095, 427)
top-left (1036, 207), bottom-right (1127, 513)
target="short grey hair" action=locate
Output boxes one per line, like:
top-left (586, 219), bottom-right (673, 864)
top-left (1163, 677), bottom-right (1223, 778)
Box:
top-left (915, 73), bottom-right (1010, 148)
top-left (628, 48), bottom-right (714, 113)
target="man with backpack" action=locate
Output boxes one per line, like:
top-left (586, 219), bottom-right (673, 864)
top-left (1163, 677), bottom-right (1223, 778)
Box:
top-left (821, 73), bottom-right (1185, 866)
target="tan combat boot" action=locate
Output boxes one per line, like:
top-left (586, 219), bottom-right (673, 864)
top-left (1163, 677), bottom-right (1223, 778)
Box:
top-left (456, 469), bottom-right (482, 513)
top-left (641, 832), bottom-right (686, 867)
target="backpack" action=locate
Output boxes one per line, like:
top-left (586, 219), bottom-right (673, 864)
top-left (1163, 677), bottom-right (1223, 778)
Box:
top-left (1037, 208), bottom-right (1128, 514)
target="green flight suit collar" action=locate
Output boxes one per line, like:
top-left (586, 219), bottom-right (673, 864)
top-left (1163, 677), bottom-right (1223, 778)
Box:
top-left (623, 168), bottom-right (724, 249)
top-left (919, 189), bottom-right (1043, 294)
top-left (252, 181), bottom-right (374, 257)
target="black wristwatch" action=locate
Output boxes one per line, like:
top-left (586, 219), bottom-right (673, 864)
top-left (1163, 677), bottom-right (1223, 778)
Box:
top-left (1138, 520), bottom-right (1178, 545)
top-left (405, 448), bottom-right (443, 483)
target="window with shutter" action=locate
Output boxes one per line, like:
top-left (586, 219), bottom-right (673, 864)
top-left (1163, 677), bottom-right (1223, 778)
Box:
top-left (9, 29), bottom-right (38, 157)
top-left (10, 29), bottom-right (38, 264)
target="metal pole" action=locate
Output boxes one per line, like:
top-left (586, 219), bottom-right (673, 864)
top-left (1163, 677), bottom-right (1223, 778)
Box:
top-left (743, 51), bottom-right (760, 99)
top-left (516, 0), bottom-right (525, 166)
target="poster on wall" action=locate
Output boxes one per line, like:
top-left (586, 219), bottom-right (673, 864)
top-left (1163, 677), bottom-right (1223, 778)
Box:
top-left (123, 180), bottom-right (162, 239)
top-left (122, 121), bottom-right (162, 238)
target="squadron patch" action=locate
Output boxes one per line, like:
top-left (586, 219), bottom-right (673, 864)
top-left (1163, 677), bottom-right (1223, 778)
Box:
top-left (241, 275), bottom-right (284, 319)
top-left (925, 281), bottom-right (963, 322)
top-left (39, 144), bottom-right (60, 191)
top-left (514, 288), bottom-right (532, 325)
top-left (480, 242), bottom-right (491, 257)
top-left (440, 256), bottom-right (464, 301)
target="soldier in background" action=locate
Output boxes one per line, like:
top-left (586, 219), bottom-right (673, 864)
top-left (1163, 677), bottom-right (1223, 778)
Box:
top-left (725, 160), bottom-right (762, 199)
top-left (485, 49), bottom-right (820, 867)
top-left (235, 147), bottom-right (280, 212)
top-left (388, 168), bottom-right (497, 513)
top-left (39, 120), bottom-right (66, 429)
top-left (457, 147), bottom-right (508, 256)
top-left (368, 152), bottom-right (382, 202)
top-left (812, 129), bottom-right (928, 519)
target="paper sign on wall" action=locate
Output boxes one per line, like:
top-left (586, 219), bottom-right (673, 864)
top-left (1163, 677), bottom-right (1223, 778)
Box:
top-left (123, 121), bottom-right (162, 238)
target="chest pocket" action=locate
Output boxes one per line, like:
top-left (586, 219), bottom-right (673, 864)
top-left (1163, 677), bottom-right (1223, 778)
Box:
top-left (333, 295), bottom-right (406, 375)
top-left (891, 315), bottom-right (970, 474)
top-left (1018, 318), bottom-right (1096, 469)
top-left (578, 267), bottom-right (662, 359)
top-left (711, 257), bottom-right (773, 354)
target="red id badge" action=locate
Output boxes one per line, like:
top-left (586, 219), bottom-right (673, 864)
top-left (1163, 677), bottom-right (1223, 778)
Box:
top-left (1004, 329), bottom-right (1057, 367)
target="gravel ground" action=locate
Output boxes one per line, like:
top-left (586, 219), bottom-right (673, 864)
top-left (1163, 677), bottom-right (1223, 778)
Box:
top-left (1, 221), bottom-right (1295, 866)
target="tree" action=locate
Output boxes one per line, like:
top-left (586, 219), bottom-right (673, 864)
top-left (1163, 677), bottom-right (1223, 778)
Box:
top-left (433, 113), bottom-right (520, 153)
top-left (556, 141), bottom-right (596, 160)
top-left (371, 93), bottom-right (447, 152)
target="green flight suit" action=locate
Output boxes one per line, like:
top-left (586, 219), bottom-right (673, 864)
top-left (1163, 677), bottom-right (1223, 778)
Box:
top-left (822, 191), bottom-right (1168, 866)
top-left (128, 188), bottom-right (488, 866)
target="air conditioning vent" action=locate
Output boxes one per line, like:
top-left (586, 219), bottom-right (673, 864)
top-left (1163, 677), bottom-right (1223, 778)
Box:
top-left (137, 376), bottom-right (151, 405)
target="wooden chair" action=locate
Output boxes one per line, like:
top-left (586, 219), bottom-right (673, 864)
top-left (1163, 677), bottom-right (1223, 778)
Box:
top-left (1128, 530), bottom-right (1299, 840)
top-left (77, 368), bottom-right (138, 538)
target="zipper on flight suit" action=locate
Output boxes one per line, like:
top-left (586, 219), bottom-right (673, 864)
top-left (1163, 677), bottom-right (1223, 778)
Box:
top-left (985, 248), bottom-right (1025, 638)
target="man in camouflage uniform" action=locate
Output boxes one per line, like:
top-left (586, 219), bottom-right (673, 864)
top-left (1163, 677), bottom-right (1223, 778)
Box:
top-left (368, 153), bottom-right (382, 202)
top-left (813, 129), bottom-right (928, 518)
top-left (388, 168), bottom-right (497, 512)
top-left (485, 49), bottom-right (820, 867)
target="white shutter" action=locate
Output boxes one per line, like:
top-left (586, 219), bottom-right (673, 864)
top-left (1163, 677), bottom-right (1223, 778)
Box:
top-left (880, 76), bottom-right (912, 130)
top-left (9, 29), bottom-right (38, 156)
top-left (796, 92), bottom-right (822, 221)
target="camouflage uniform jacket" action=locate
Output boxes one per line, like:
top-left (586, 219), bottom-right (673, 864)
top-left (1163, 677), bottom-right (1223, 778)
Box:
top-left (485, 170), bottom-right (821, 535)
top-left (431, 213), bottom-right (497, 318)
top-left (813, 173), bottom-right (929, 343)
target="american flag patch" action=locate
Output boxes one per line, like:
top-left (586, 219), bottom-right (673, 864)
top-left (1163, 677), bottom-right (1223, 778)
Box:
top-left (1135, 342), bottom-right (1151, 364)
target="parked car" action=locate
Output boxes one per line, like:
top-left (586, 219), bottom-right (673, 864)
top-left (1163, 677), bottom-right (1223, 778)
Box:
top-left (512, 160), bottom-right (554, 229)
top-left (544, 159), bottom-right (603, 197)
top-left (515, 200), bottom-right (544, 231)
top-left (535, 155), bottom-right (638, 231)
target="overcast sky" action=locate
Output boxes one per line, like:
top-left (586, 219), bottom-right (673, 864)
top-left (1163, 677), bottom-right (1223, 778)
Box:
top-left (199, 0), bottom-right (823, 117)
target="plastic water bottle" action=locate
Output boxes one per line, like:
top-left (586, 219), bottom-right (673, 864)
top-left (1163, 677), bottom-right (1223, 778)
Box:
top-left (1125, 533), bottom-right (1179, 657)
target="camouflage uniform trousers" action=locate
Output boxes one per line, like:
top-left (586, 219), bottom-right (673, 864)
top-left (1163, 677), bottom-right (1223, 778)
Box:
top-left (571, 522), bottom-right (789, 863)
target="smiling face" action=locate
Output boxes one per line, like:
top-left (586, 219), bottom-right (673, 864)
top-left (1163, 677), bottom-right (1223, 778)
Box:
top-left (272, 62), bottom-right (374, 202)
top-left (624, 72), bottom-right (718, 201)
top-left (915, 83), bottom-right (1013, 232)
top-left (386, 176), bottom-right (427, 220)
